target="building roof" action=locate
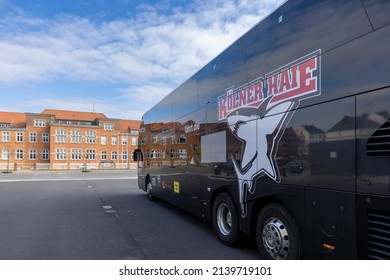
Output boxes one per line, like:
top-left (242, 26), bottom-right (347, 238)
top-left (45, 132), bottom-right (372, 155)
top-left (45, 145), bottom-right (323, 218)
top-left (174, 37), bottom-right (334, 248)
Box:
top-left (302, 124), bottom-right (324, 134)
top-left (41, 109), bottom-right (107, 121)
top-left (119, 119), bottom-right (141, 131)
top-left (0, 111), bottom-right (27, 128)
top-left (0, 109), bottom-right (140, 132)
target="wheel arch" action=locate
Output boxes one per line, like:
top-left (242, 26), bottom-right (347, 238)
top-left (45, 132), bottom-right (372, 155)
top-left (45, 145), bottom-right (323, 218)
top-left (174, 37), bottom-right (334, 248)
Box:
top-left (249, 197), bottom-right (283, 237)
top-left (209, 186), bottom-right (237, 221)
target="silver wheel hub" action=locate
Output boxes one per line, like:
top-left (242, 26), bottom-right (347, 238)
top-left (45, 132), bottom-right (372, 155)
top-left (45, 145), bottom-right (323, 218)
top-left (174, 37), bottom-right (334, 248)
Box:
top-left (217, 203), bottom-right (232, 236)
top-left (262, 217), bottom-right (290, 259)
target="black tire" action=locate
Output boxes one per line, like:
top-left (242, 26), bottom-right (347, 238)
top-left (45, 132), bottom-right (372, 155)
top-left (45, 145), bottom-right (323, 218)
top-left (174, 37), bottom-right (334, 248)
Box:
top-left (212, 193), bottom-right (241, 246)
top-left (256, 203), bottom-right (300, 259)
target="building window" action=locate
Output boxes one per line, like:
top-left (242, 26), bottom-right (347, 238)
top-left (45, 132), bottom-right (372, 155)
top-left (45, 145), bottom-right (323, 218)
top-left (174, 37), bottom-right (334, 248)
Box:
top-left (71, 149), bottom-right (82, 160)
top-left (152, 135), bottom-right (158, 143)
top-left (122, 136), bottom-right (128, 145)
top-left (29, 132), bottom-right (37, 143)
top-left (151, 150), bottom-right (159, 159)
top-left (29, 149), bottom-right (37, 160)
top-left (161, 136), bottom-right (166, 146)
top-left (104, 123), bottom-right (114, 131)
top-left (101, 151), bottom-right (107, 160)
top-left (131, 137), bottom-right (137, 146)
top-left (101, 136), bottom-right (107, 145)
top-left (85, 130), bottom-right (96, 144)
top-left (71, 130), bottom-right (82, 143)
top-left (111, 151), bottom-right (118, 160)
top-left (42, 133), bottom-right (49, 143)
top-left (55, 129), bottom-right (67, 143)
top-left (1, 149), bottom-right (10, 160)
top-left (2, 132), bottom-right (10, 142)
top-left (170, 135), bottom-right (175, 144)
top-left (86, 149), bottom-right (95, 160)
top-left (42, 149), bottom-right (49, 160)
top-left (122, 151), bottom-right (128, 160)
top-left (112, 136), bottom-right (117, 145)
top-left (0, 123), bottom-right (10, 128)
top-left (178, 134), bottom-right (186, 144)
top-left (170, 149), bottom-right (176, 158)
top-left (56, 148), bottom-right (67, 160)
top-left (34, 119), bottom-right (46, 127)
top-left (16, 149), bottom-right (23, 160)
top-left (178, 149), bottom-right (187, 159)
top-left (16, 132), bottom-right (24, 142)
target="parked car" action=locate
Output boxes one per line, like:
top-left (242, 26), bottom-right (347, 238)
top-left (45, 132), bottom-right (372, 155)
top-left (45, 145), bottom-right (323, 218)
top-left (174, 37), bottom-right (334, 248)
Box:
top-left (77, 164), bottom-right (95, 170)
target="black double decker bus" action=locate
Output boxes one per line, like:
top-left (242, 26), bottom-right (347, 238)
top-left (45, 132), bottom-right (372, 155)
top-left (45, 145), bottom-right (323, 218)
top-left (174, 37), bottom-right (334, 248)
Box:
top-left (135, 0), bottom-right (390, 259)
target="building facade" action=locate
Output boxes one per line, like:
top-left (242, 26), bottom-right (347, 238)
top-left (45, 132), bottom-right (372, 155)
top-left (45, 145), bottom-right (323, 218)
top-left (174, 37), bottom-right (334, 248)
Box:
top-left (0, 109), bottom-right (140, 171)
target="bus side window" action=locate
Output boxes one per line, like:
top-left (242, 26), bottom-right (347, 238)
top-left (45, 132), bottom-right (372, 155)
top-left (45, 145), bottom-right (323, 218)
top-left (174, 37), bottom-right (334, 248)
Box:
top-left (362, 0), bottom-right (390, 29)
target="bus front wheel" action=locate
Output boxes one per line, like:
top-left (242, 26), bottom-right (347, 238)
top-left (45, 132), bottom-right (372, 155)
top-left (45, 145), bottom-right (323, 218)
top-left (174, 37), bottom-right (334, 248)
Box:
top-left (256, 203), bottom-right (300, 259)
top-left (212, 193), bottom-right (240, 246)
top-left (146, 177), bottom-right (156, 201)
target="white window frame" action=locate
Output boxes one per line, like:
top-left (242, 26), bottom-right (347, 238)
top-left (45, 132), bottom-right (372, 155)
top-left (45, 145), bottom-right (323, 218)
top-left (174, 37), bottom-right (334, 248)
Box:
top-left (55, 129), bottom-right (67, 143)
top-left (2, 148), bottom-right (10, 160)
top-left (42, 149), bottom-right (49, 160)
top-left (71, 130), bottom-right (82, 144)
top-left (16, 149), bottom-right (24, 160)
top-left (111, 136), bottom-right (117, 145)
top-left (16, 132), bottom-right (24, 143)
top-left (2, 131), bottom-right (10, 142)
top-left (85, 130), bottom-right (96, 144)
top-left (29, 132), bottom-right (37, 143)
top-left (34, 119), bottom-right (46, 127)
top-left (29, 149), bottom-right (37, 160)
top-left (71, 149), bottom-right (82, 160)
top-left (42, 133), bottom-right (49, 143)
top-left (56, 148), bottom-right (67, 160)
top-left (104, 123), bottom-right (114, 131)
top-left (85, 149), bottom-right (96, 160)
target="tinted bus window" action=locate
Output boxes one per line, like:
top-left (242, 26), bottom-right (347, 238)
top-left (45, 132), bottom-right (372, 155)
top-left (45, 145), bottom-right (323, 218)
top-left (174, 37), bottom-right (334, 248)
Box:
top-left (195, 40), bottom-right (247, 121)
top-left (143, 94), bottom-right (172, 125)
top-left (171, 77), bottom-right (199, 121)
top-left (242, 0), bottom-right (371, 82)
top-left (362, 0), bottom-right (390, 29)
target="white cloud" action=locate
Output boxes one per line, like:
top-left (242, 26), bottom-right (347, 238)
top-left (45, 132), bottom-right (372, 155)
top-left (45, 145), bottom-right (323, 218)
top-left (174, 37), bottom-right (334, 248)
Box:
top-left (0, 0), bottom-right (284, 118)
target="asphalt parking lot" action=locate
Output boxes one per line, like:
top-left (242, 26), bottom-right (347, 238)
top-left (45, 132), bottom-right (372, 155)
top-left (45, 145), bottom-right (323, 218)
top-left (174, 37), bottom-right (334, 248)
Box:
top-left (0, 170), bottom-right (258, 260)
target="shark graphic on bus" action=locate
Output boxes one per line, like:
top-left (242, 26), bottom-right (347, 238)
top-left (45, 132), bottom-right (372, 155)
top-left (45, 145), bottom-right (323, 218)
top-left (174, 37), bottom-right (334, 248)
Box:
top-left (219, 50), bottom-right (321, 216)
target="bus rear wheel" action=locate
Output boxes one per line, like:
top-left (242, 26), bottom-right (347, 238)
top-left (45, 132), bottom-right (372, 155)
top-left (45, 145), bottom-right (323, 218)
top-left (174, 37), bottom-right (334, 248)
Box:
top-left (256, 203), bottom-right (300, 259)
top-left (212, 193), bottom-right (240, 246)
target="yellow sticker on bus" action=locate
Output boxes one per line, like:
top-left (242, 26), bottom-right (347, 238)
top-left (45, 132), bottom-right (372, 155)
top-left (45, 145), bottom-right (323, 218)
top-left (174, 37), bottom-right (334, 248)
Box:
top-left (174, 181), bottom-right (180, 194)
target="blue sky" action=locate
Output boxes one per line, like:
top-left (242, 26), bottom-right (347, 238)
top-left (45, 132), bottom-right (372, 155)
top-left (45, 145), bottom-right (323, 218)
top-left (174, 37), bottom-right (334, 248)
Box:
top-left (0, 0), bottom-right (283, 120)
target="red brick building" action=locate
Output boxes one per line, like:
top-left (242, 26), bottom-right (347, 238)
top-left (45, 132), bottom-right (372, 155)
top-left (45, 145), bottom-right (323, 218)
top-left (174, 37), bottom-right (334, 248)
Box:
top-left (0, 109), bottom-right (140, 171)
